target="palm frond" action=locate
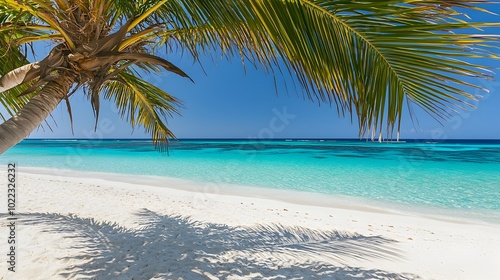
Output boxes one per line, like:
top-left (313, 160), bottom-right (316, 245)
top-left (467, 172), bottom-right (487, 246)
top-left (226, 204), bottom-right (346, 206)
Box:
top-left (155, 0), bottom-right (500, 137)
top-left (0, 38), bottom-right (38, 120)
top-left (101, 71), bottom-right (183, 151)
top-left (1, 0), bottom-right (76, 49)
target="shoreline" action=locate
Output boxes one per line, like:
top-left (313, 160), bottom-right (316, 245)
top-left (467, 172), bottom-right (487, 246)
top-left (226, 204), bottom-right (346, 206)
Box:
top-left (0, 168), bottom-right (499, 279)
top-left (20, 166), bottom-right (500, 226)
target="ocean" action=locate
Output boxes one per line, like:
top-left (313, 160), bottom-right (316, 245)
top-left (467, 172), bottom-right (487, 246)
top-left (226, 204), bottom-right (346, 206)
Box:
top-left (2, 139), bottom-right (499, 222)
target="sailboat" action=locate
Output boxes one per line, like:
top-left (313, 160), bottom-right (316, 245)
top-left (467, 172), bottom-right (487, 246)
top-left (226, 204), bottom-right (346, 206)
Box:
top-left (372, 131), bottom-right (406, 143)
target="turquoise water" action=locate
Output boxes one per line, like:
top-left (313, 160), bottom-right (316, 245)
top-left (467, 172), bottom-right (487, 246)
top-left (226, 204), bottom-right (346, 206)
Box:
top-left (1, 139), bottom-right (500, 219)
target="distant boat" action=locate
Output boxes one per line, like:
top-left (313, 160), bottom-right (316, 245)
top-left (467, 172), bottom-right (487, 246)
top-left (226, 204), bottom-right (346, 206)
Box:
top-left (384, 132), bottom-right (405, 143)
top-left (367, 130), bottom-right (405, 143)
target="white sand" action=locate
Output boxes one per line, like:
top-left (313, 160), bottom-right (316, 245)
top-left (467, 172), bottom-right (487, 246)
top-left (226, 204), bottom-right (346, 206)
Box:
top-left (0, 168), bottom-right (499, 280)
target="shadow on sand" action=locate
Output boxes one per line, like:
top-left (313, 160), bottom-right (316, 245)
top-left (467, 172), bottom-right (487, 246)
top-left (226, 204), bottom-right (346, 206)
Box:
top-left (19, 209), bottom-right (421, 279)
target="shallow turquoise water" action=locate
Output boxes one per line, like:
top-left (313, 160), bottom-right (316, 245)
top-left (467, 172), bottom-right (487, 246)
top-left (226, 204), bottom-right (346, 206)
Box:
top-left (1, 139), bottom-right (500, 217)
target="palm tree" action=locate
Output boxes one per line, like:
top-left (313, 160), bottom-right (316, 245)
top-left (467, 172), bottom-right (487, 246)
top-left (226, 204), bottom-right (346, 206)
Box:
top-left (0, 0), bottom-right (498, 154)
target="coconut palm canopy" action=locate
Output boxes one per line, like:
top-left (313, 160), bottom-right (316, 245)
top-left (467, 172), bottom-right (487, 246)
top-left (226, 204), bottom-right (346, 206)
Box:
top-left (0, 0), bottom-right (499, 153)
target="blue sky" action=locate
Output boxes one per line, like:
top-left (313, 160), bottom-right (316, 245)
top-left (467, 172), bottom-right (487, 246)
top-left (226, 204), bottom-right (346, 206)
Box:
top-left (11, 5), bottom-right (500, 140)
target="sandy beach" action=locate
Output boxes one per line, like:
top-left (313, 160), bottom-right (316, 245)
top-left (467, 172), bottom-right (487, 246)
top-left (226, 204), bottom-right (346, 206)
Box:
top-left (1, 168), bottom-right (499, 280)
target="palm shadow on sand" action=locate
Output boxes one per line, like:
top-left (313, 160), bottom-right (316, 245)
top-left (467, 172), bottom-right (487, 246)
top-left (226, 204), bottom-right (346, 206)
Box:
top-left (19, 209), bottom-right (421, 279)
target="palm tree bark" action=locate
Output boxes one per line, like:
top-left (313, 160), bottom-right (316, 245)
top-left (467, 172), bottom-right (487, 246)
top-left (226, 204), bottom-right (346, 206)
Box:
top-left (0, 73), bottom-right (75, 154)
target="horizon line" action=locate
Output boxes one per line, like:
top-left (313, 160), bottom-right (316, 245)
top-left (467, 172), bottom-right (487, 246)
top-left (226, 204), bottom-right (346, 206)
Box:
top-left (24, 137), bottom-right (500, 141)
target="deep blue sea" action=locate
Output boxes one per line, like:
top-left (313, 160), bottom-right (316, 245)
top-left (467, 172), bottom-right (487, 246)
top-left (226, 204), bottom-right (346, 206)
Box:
top-left (1, 139), bottom-right (499, 220)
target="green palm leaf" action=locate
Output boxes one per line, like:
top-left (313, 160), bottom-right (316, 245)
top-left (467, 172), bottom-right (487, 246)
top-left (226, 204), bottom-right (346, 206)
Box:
top-left (0, 37), bottom-right (38, 121)
top-left (101, 71), bottom-right (183, 151)
top-left (159, 0), bottom-right (500, 136)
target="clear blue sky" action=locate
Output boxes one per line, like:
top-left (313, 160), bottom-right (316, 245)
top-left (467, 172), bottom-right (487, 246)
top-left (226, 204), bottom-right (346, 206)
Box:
top-left (13, 5), bottom-right (500, 140)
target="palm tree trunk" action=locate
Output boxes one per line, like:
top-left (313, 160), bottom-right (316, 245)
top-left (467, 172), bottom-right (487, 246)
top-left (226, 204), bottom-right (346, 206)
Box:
top-left (0, 73), bottom-right (75, 154)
